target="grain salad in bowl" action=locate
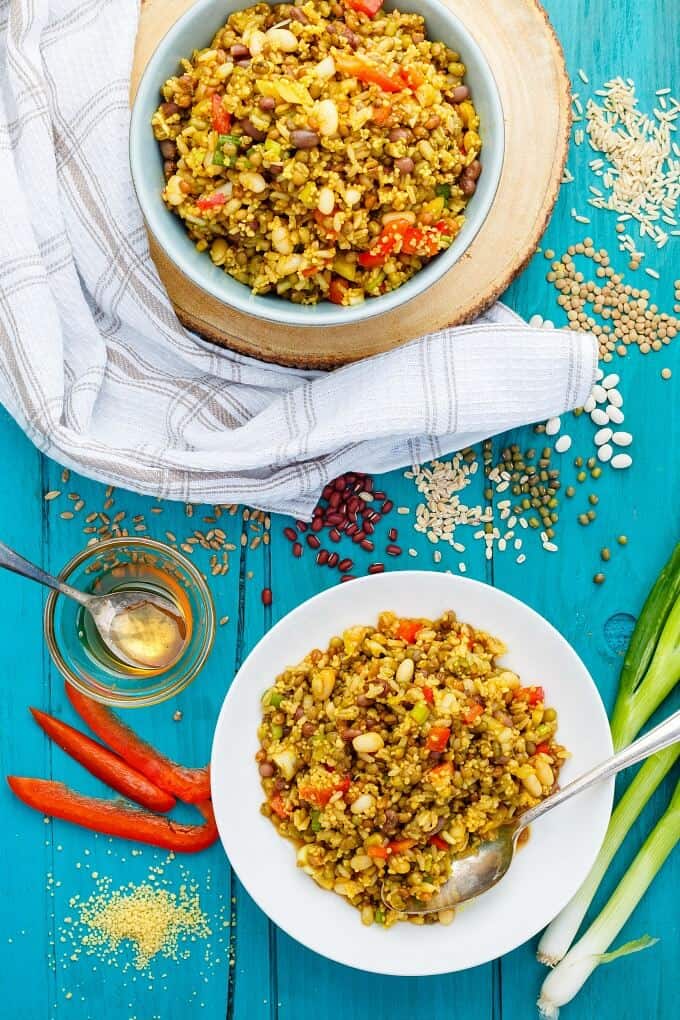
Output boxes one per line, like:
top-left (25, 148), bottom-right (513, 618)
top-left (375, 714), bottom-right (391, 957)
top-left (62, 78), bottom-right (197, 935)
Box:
top-left (151, 0), bottom-right (483, 307)
top-left (256, 610), bottom-right (567, 926)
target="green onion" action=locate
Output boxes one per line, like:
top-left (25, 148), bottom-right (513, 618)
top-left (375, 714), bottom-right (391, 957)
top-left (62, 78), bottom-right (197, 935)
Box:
top-left (435, 184), bottom-right (451, 200)
top-left (537, 745), bottom-right (679, 965)
top-left (269, 692), bottom-right (283, 708)
top-left (211, 149), bottom-right (226, 166)
top-left (410, 702), bottom-right (430, 725)
top-left (537, 779), bottom-right (680, 1018)
top-left (374, 908), bottom-right (385, 924)
top-left (610, 543), bottom-right (680, 749)
top-left (310, 809), bottom-right (322, 832)
top-left (538, 542), bottom-right (680, 967)
top-left (271, 724), bottom-right (283, 740)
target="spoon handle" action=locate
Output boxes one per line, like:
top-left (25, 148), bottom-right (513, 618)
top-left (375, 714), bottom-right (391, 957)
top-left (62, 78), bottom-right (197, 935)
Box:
top-left (520, 708), bottom-right (680, 829)
top-left (0, 539), bottom-right (91, 607)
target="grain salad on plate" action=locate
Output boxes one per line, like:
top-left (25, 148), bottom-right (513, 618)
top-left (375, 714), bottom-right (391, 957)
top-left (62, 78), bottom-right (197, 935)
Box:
top-left (151, 1), bottom-right (482, 306)
top-left (257, 611), bottom-right (566, 926)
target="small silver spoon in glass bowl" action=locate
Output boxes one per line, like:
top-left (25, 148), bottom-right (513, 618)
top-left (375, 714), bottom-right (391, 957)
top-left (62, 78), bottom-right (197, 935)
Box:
top-left (383, 708), bottom-right (680, 914)
top-left (0, 539), bottom-right (187, 671)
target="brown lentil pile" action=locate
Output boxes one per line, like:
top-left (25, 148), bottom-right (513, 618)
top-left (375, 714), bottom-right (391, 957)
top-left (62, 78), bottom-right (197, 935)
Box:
top-left (545, 240), bottom-right (679, 362)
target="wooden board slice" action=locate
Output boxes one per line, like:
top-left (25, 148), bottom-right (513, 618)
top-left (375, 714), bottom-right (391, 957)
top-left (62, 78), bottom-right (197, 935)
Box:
top-left (132, 0), bottom-right (571, 368)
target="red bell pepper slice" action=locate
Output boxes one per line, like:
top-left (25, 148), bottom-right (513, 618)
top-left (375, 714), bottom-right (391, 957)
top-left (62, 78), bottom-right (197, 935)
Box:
top-left (396, 619), bottom-right (423, 643)
top-left (515, 685), bottom-right (545, 706)
top-left (345, 0), bottom-right (385, 16)
top-left (66, 683), bottom-right (211, 804)
top-left (428, 834), bottom-right (450, 851)
top-left (398, 67), bottom-right (425, 90)
top-left (367, 838), bottom-right (415, 858)
top-left (30, 708), bottom-right (175, 813)
top-left (335, 54), bottom-right (404, 93)
top-left (464, 703), bottom-right (484, 726)
top-left (270, 792), bottom-right (291, 819)
top-left (535, 741), bottom-right (552, 756)
top-left (211, 93), bottom-right (232, 133)
top-left (426, 725), bottom-right (451, 753)
top-left (7, 777), bottom-right (217, 852)
top-left (299, 775), bottom-right (351, 807)
top-left (428, 761), bottom-right (454, 781)
top-left (401, 226), bottom-right (441, 257)
top-left (422, 686), bottom-right (434, 705)
top-left (196, 192), bottom-right (227, 211)
top-left (328, 277), bottom-right (349, 304)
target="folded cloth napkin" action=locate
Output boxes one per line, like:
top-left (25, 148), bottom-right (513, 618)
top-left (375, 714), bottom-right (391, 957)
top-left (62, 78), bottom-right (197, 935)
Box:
top-left (0, 0), bottom-right (597, 518)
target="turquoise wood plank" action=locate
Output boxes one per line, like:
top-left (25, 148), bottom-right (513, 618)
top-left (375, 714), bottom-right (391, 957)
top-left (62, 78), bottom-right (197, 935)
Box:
top-left (0, 411), bottom-right (54, 1018)
top-left (1, 0), bottom-right (679, 1017)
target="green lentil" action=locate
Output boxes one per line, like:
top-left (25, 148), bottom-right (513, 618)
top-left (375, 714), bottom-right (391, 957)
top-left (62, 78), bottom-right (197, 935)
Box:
top-left (587, 509), bottom-right (597, 521)
top-left (617, 535), bottom-right (628, 546)
top-left (600, 547), bottom-right (611, 562)
top-left (591, 467), bottom-right (602, 479)
top-left (578, 514), bottom-right (590, 526)
top-left (577, 471), bottom-right (587, 483)
top-left (588, 494), bottom-right (599, 506)
top-left (565, 486), bottom-right (576, 498)
top-left (593, 572), bottom-right (606, 585)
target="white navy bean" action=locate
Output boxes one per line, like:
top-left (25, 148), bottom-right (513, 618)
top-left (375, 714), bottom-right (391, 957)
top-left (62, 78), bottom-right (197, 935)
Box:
top-left (592, 384), bottom-right (607, 403)
top-left (583, 394), bottom-right (596, 413)
top-left (594, 427), bottom-right (613, 446)
top-left (597, 443), bottom-right (613, 463)
top-left (607, 405), bottom-right (625, 424)
top-left (590, 408), bottom-right (609, 426)
top-left (612, 431), bottom-right (633, 447)
top-left (594, 367), bottom-right (604, 381)
top-left (545, 417), bottom-right (561, 436)
top-left (611, 453), bottom-right (633, 469)
top-left (607, 388), bottom-right (623, 408)
top-left (555, 434), bottom-right (572, 453)
top-left (602, 373), bottom-right (620, 389)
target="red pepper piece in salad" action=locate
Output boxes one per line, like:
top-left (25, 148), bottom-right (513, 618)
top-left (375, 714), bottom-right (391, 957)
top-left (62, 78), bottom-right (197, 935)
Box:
top-left (211, 93), bottom-right (232, 133)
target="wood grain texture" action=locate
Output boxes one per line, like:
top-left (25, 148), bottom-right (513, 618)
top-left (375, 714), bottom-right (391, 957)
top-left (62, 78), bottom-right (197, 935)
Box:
top-left (132, 0), bottom-right (571, 367)
top-left (1, 0), bottom-right (679, 1018)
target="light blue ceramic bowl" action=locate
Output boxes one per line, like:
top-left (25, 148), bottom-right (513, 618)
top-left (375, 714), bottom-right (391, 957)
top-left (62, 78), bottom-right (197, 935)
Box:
top-left (130, 0), bottom-right (505, 329)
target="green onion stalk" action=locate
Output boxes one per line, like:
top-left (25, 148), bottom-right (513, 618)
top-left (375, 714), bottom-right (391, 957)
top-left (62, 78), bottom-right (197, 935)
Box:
top-left (537, 778), bottom-right (680, 1018)
top-left (537, 543), bottom-right (680, 967)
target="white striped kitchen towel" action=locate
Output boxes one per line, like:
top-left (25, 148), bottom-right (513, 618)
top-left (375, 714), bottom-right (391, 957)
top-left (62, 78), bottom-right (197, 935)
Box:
top-left (0, 0), bottom-right (596, 517)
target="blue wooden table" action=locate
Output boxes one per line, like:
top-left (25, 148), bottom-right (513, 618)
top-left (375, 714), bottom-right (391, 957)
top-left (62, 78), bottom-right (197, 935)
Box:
top-left (1, 0), bottom-right (678, 1016)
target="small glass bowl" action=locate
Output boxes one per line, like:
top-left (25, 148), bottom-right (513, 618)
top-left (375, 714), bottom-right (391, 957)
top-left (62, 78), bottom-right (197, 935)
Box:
top-left (44, 538), bottom-right (216, 707)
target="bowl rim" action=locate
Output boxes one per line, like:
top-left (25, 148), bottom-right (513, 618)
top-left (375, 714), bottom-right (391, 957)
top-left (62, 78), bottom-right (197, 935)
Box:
top-left (129, 0), bottom-right (506, 329)
top-left (44, 536), bottom-right (216, 708)
top-left (210, 570), bottom-right (614, 975)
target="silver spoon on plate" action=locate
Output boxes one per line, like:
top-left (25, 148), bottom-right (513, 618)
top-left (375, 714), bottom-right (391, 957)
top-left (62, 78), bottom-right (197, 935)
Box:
top-left (383, 708), bottom-right (680, 914)
top-left (0, 539), bottom-right (187, 671)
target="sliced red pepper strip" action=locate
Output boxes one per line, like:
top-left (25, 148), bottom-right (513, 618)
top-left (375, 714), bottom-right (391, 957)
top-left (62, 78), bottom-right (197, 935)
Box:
top-left (299, 774), bottom-right (351, 807)
top-left (270, 792), bottom-right (291, 819)
top-left (335, 54), bottom-right (404, 93)
top-left (428, 834), bottom-right (450, 851)
top-left (422, 686), bottom-right (434, 705)
top-left (65, 683), bottom-right (210, 804)
top-left (328, 277), bottom-right (349, 304)
top-left (367, 838), bottom-right (415, 858)
top-left (426, 725), bottom-right (451, 753)
top-left (196, 192), bottom-right (227, 211)
top-left (398, 67), bottom-right (425, 90)
top-left (30, 708), bottom-right (176, 813)
top-left (535, 741), bottom-right (552, 755)
top-left (7, 777), bottom-right (217, 852)
top-left (515, 685), bottom-right (545, 706)
top-left (211, 93), bottom-right (232, 133)
top-left (464, 702), bottom-right (484, 725)
top-left (345, 0), bottom-right (385, 16)
top-left (396, 619), bottom-right (423, 643)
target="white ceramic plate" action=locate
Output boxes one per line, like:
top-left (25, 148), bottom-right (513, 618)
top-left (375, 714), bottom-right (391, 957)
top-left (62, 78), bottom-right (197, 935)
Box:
top-left (211, 572), bottom-right (613, 976)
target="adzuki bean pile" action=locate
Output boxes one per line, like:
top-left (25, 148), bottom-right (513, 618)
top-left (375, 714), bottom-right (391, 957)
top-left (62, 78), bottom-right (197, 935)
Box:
top-left (282, 472), bottom-right (400, 582)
